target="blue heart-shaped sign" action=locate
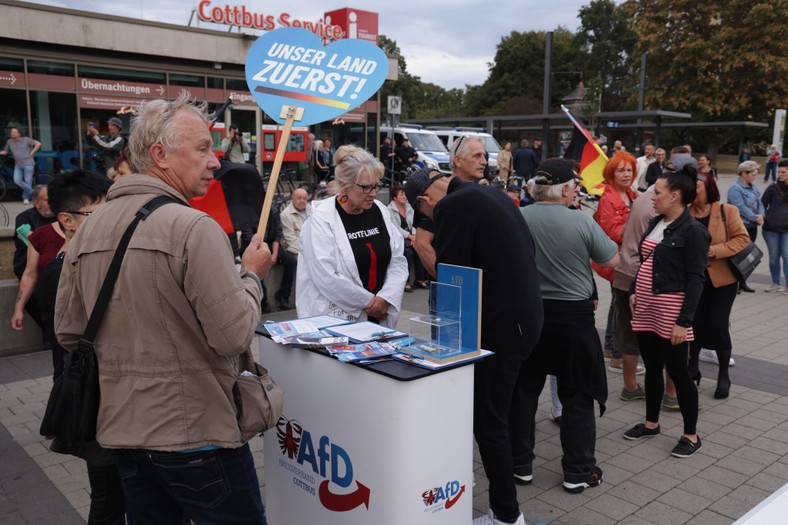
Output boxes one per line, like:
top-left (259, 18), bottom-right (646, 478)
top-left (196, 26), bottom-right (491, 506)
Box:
top-left (245, 27), bottom-right (389, 126)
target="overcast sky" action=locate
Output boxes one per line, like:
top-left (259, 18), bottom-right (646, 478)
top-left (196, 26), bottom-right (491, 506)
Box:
top-left (27, 0), bottom-right (592, 90)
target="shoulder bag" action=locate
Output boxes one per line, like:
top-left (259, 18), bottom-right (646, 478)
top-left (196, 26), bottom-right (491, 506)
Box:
top-left (233, 349), bottom-right (285, 441)
top-left (720, 203), bottom-right (763, 281)
top-left (40, 196), bottom-right (178, 442)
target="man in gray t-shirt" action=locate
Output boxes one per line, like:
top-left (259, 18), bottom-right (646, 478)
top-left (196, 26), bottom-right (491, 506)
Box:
top-left (516, 159), bottom-right (618, 495)
top-left (1, 127), bottom-right (41, 203)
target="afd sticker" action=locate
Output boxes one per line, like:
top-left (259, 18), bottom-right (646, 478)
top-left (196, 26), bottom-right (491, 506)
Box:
top-left (421, 480), bottom-right (466, 514)
top-left (245, 27), bottom-right (388, 126)
top-left (276, 415), bottom-right (370, 512)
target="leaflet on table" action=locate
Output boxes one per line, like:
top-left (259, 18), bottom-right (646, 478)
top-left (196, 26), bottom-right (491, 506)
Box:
top-left (393, 349), bottom-right (493, 370)
top-left (324, 321), bottom-right (407, 343)
top-left (327, 341), bottom-right (398, 362)
top-left (264, 315), bottom-right (350, 342)
top-left (275, 331), bottom-right (349, 347)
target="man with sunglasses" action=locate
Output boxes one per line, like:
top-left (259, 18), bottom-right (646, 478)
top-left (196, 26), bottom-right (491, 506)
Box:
top-left (406, 166), bottom-right (543, 525)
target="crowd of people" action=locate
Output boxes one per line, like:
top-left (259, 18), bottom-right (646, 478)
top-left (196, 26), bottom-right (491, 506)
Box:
top-left (5, 104), bottom-right (788, 524)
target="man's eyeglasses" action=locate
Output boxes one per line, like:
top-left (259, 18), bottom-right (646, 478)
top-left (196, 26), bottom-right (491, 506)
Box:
top-left (66, 210), bottom-right (94, 217)
top-left (452, 135), bottom-right (465, 158)
top-left (355, 182), bottom-right (383, 194)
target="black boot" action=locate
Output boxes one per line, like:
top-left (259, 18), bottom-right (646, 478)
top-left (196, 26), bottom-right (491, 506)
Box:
top-left (714, 349), bottom-right (732, 399)
top-left (688, 342), bottom-right (701, 385)
top-left (739, 281), bottom-right (755, 293)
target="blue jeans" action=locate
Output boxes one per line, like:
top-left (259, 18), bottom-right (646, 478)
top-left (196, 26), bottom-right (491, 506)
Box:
top-left (763, 229), bottom-right (788, 285)
top-left (14, 165), bottom-right (34, 200)
top-left (114, 444), bottom-right (267, 525)
top-left (765, 162), bottom-right (778, 182)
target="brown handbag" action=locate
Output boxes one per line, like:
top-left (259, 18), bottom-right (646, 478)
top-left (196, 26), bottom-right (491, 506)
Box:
top-left (232, 350), bottom-right (285, 441)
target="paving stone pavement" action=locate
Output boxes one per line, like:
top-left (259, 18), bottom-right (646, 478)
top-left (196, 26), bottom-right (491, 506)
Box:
top-left (2, 174), bottom-right (788, 524)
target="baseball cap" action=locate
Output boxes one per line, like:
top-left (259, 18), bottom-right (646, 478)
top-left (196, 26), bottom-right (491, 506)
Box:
top-left (507, 184), bottom-right (520, 193)
top-left (533, 159), bottom-right (581, 185)
top-left (405, 167), bottom-right (445, 210)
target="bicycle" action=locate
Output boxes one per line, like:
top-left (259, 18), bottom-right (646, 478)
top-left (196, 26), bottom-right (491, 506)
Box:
top-left (0, 155), bottom-right (45, 201)
top-left (0, 155), bottom-right (14, 201)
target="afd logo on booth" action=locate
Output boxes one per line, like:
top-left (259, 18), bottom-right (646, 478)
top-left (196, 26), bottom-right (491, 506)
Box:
top-left (275, 415), bottom-right (370, 512)
top-left (421, 480), bottom-right (466, 514)
top-left (245, 27), bottom-right (388, 126)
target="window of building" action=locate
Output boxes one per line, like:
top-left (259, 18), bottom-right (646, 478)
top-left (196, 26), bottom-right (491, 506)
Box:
top-left (28, 60), bottom-right (74, 77)
top-left (0, 89), bottom-right (29, 138)
top-left (30, 91), bottom-right (78, 173)
top-left (170, 73), bottom-right (205, 87)
top-left (0, 57), bottom-right (24, 72)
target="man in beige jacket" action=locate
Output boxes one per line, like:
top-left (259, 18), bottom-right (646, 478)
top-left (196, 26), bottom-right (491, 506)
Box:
top-left (56, 93), bottom-right (273, 524)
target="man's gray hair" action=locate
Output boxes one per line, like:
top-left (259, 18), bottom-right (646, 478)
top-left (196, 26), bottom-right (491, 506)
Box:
top-left (31, 184), bottom-right (47, 202)
top-left (450, 136), bottom-right (484, 166)
top-left (333, 145), bottom-right (383, 192)
top-left (738, 160), bottom-right (759, 174)
top-left (128, 91), bottom-right (210, 173)
top-left (530, 177), bottom-right (573, 202)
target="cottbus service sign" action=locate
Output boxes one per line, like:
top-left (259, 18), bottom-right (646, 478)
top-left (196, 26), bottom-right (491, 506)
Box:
top-left (196, 2), bottom-right (378, 43)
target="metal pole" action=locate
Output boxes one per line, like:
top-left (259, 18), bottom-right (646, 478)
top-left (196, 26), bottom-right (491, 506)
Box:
top-left (637, 54), bottom-right (647, 154)
top-left (542, 31), bottom-right (553, 161)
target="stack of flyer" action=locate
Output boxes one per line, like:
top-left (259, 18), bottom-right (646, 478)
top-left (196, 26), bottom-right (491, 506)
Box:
top-left (326, 341), bottom-right (399, 363)
top-left (264, 315), bottom-right (351, 347)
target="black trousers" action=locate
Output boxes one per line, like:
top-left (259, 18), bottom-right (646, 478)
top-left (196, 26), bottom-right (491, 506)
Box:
top-left (512, 300), bottom-right (602, 484)
top-left (637, 332), bottom-right (699, 435)
top-left (278, 250), bottom-right (297, 300)
top-left (473, 350), bottom-right (530, 523)
top-left (86, 462), bottom-right (125, 525)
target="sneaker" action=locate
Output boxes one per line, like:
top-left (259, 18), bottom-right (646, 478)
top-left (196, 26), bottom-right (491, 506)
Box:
top-left (671, 436), bottom-right (702, 458)
top-left (765, 283), bottom-right (784, 293)
top-left (662, 394), bottom-right (680, 410)
top-left (563, 466), bottom-right (603, 493)
top-left (623, 423), bottom-right (660, 440)
top-left (472, 510), bottom-right (525, 525)
top-left (608, 360), bottom-right (646, 375)
top-left (620, 385), bottom-right (646, 401)
top-left (513, 466), bottom-right (533, 486)
top-left (699, 348), bottom-right (735, 367)
top-left (23, 199), bottom-right (30, 205)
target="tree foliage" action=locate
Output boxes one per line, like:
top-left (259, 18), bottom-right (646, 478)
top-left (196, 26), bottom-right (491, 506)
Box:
top-left (575, 0), bottom-right (638, 111)
top-left (623, 0), bottom-right (788, 122)
top-left (375, 0), bottom-right (785, 152)
top-left (464, 28), bottom-right (587, 116)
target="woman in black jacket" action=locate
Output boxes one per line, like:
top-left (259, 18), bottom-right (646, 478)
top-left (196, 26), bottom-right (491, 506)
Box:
top-left (623, 155), bottom-right (710, 459)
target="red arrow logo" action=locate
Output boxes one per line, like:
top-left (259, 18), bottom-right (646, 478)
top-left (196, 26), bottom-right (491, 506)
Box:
top-left (319, 480), bottom-right (370, 512)
top-left (444, 485), bottom-right (465, 509)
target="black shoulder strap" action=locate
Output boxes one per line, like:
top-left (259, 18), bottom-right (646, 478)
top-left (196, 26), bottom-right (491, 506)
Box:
top-left (78, 196), bottom-right (180, 350)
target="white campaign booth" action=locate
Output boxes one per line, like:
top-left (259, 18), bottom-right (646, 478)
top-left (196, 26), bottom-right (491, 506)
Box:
top-left (257, 332), bottom-right (477, 525)
top-left (732, 482), bottom-right (788, 525)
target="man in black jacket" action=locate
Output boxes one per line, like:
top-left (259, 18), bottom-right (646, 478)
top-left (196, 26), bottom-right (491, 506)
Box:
top-left (406, 168), bottom-right (543, 525)
top-left (513, 139), bottom-right (537, 181)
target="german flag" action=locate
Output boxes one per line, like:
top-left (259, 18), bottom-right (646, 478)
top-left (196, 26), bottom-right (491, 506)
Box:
top-left (189, 160), bottom-right (266, 235)
top-left (562, 106), bottom-right (607, 196)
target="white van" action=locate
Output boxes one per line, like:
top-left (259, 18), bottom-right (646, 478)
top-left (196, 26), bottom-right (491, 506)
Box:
top-left (429, 127), bottom-right (502, 177)
top-left (381, 124), bottom-right (452, 174)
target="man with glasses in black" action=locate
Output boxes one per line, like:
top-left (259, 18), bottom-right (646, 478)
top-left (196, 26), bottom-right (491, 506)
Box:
top-left (406, 165), bottom-right (543, 525)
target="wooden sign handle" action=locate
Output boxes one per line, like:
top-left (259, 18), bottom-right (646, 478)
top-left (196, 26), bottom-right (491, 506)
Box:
top-left (257, 105), bottom-right (304, 237)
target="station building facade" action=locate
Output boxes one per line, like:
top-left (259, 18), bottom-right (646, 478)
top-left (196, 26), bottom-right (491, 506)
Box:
top-left (0, 0), bottom-right (379, 175)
